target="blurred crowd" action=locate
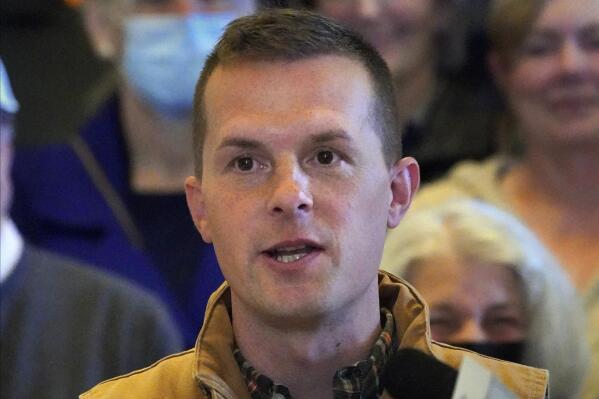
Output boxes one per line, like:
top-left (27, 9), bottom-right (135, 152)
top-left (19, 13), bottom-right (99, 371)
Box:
top-left (1, 0), bottom-right (596, 398)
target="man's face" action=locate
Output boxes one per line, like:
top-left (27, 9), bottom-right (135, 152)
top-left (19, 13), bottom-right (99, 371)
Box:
top-left (186, 55), bottom-right (416, 322)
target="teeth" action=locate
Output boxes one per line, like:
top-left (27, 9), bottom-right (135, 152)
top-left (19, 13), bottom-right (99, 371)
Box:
top-left (276, 253), bottom-right (306, 263)
top-left (267, 244), bottom-right (319, 263)
top-left (278, 245), bottom-right (307, 252)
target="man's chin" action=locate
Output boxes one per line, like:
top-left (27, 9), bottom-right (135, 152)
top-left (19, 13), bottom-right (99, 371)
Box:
top-left (255, 292), bottom-right (334, 326)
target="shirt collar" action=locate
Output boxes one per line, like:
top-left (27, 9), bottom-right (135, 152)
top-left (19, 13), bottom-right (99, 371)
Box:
top-left (233, 307), bottom-right (397, 399)
top-left (0, 218), bottom-right (23, 283)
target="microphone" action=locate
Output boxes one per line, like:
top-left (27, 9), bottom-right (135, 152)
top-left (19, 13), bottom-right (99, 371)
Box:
top-left (381, 349), bottom-right (517, 399)
top-left (381, 348), bottom-right (457, 399)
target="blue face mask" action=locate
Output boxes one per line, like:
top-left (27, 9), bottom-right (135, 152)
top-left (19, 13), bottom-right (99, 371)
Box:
top-left (123, 12), bottom-right (235, 119)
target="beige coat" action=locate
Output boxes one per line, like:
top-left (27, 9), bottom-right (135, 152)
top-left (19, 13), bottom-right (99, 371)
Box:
top-left (81, 272), bottom-right (548, 399)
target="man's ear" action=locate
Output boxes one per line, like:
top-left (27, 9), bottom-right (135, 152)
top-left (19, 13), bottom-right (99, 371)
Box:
top-left (81, 2), bottom-right (121, 60)
top-left (387, 157), bottom-right (420, 228)
top-left (185, 176), bottom-right (213, 243)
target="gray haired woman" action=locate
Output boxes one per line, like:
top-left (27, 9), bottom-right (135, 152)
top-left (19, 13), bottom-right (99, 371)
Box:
top-left (381, 199), bottom-right (589, 399)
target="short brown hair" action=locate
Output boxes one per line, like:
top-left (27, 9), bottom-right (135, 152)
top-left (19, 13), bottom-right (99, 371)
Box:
top-left (192, 8), bottom-right (401, 176)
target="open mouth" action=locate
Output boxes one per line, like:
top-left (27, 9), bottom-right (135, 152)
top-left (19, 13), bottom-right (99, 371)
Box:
top-left (264, 244), bottom-right (322, 264)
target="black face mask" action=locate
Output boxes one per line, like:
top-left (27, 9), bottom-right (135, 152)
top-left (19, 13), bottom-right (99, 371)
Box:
top-left (448, 341), bottom-right (525, 364)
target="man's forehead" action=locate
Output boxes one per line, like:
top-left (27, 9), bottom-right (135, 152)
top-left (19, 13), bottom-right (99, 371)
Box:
top-left (199, 54), bottom-right (380, 158)
top-left (206, 55), bottom-right (373, 96)
top-left (203, 55), bottom-right (374, 121)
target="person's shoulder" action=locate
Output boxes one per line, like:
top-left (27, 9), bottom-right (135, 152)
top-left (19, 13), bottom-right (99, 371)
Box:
top-left (413, 157), bottom-right (505, 211)
top-left (80, 349), bottom-right (202, 399)
top-left (16, 245), bottom-right (183, 385)
top-left (23, 245), bottom-right (177, 327)
top-left (431, 341), bottom-right (549, 399)
top-left (26, 245), bottom-right (143, 297)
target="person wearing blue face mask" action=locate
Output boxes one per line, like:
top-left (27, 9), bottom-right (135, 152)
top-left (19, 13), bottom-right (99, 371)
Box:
top-left (9, 0), bottom-right (256, 349)
top-left (123, 5), bottom-right (241, 118)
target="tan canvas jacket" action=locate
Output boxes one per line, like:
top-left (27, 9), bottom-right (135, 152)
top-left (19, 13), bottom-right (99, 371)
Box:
top-left (81, 272), bottom-right (549, 399)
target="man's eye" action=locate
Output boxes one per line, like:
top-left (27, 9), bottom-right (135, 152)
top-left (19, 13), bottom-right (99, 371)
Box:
top-left (316, 150), bottom-right (336, 165)
top-left (235, 157), bottom-right (254, 171)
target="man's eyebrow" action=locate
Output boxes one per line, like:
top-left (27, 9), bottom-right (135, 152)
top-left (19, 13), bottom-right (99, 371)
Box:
top-left (310, 130), bottom-right (353, 144)
top-left (216, 130), bottom-right (353, 151)
top-left (216, 137), bottom-right (267, 152)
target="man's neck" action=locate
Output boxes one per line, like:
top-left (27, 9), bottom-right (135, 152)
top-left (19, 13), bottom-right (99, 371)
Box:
top-left (120, 86), bottom-right (194, 194)
top-left (231, 279), bottom-right (382, 399)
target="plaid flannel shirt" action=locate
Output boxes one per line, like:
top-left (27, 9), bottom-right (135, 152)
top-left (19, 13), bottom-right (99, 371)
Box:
top-left (233, 308), bottom-right (397, 399)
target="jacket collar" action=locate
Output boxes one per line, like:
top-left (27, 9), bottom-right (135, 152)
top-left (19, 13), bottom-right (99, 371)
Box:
top-left (192, 271), bottom-right (434, 398)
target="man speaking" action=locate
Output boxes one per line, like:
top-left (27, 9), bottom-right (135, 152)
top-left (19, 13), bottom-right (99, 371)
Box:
top-left (82, 9), bottom-right (548, 399)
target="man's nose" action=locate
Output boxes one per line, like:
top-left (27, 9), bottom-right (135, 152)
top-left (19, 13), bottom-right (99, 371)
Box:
top-left (267, 162), bottom-right (313, 217)
top-left (451, 319), bottom-right (488, 343)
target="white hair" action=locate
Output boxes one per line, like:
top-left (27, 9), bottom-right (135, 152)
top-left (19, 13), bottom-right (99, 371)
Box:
top-left (381, 199), bottom-right (589, 399)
